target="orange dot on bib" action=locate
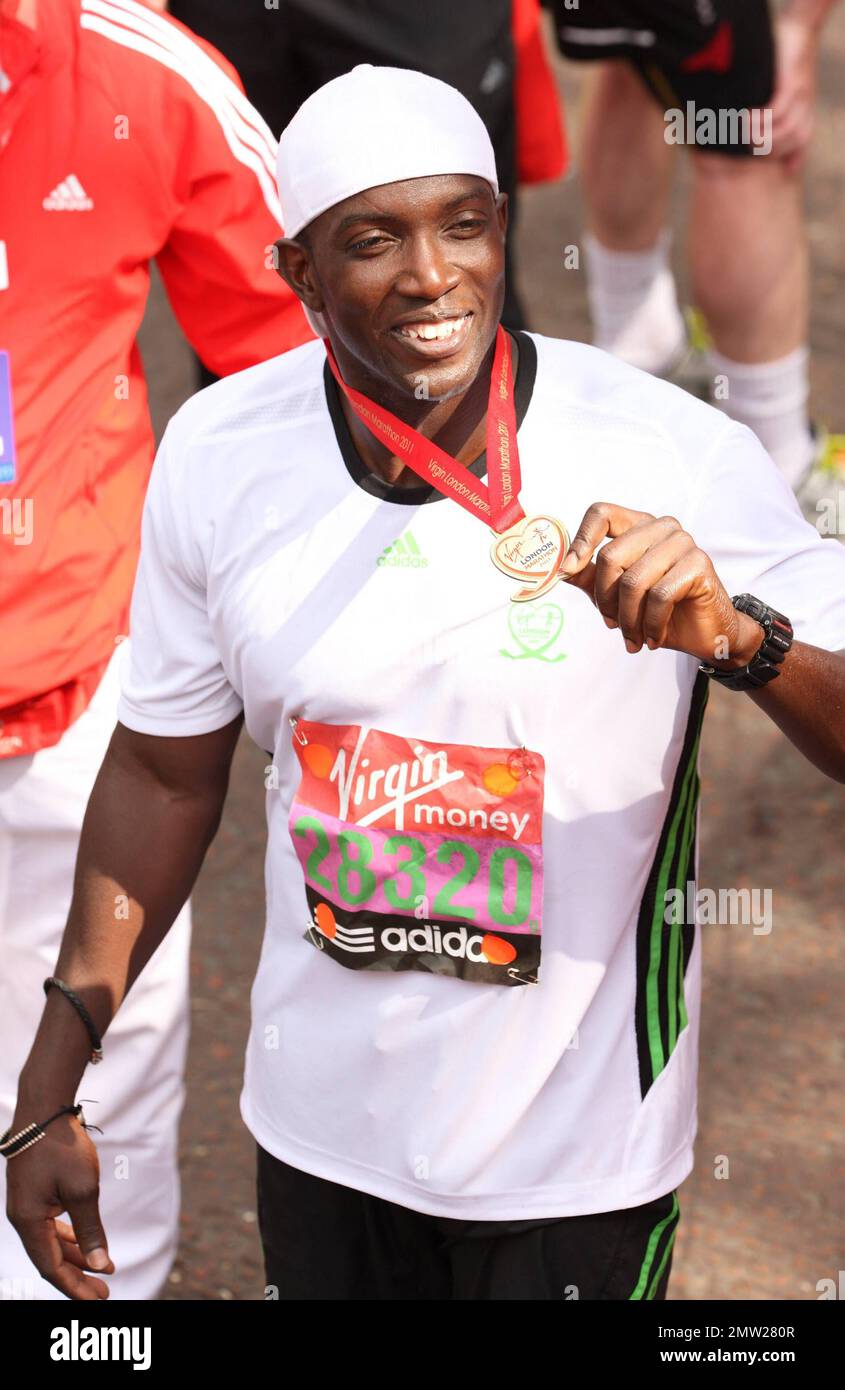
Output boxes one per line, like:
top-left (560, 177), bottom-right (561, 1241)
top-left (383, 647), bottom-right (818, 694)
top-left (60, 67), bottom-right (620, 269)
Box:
top-left (314, 902), bottom-right (336, 938)
top-left (481, 934), bottom-right (517, 966)
top-left (303, 743), bottom-right (333, 778)
top-left (482, 763), bottom-right (518, 797)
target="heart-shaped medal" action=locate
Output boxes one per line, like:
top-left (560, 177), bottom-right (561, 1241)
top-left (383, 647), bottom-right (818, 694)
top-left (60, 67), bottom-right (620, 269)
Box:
top-left (490, 514), bottom-right (570, 603)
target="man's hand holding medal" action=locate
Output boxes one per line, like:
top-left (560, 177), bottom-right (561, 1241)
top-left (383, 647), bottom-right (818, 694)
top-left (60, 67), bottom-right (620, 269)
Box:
top-left (560, 503), bottom-right (765, 668)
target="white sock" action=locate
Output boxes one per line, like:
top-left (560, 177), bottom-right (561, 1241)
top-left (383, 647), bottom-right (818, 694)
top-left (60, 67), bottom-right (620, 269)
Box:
top-left (710, 346), bottom-right (815, 489)
top-left (584, 230), bottom-right (687, 375)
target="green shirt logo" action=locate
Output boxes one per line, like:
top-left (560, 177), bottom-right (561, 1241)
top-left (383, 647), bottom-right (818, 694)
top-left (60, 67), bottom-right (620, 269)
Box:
top-left (500, 601), bottom-right (566, 663)
top-left (377, 532), bottom-right (428, 568)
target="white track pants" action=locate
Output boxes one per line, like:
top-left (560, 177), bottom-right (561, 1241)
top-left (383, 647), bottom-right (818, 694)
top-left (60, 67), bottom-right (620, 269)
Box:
top-left (0, 645), bottom-right (191, 1300)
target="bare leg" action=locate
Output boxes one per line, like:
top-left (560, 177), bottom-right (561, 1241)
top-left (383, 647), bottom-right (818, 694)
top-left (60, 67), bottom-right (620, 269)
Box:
top-left (579, 61), bottom-right (675, 250)
top-left (577, 62), bottom-right (685, 372)
top-left (689, 153), bottom-right (807, 362)
top-left (690, 152), bottom-right (813, 485)
top-left (577, 57), bottom-right (813, 485)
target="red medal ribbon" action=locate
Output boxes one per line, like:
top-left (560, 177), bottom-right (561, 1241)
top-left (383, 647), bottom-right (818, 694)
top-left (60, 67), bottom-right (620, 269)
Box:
top-left (323, 325), bottom-right (525, 534)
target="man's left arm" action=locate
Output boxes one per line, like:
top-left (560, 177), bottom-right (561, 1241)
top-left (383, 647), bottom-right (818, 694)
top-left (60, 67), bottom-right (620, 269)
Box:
top-left (560, 503), bottom-right (845, 784)
top-left (729, 625), bottom-right (845, 784)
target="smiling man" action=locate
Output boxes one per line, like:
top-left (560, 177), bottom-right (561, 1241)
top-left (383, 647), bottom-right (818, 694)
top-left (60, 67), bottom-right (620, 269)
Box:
top-left (6, 64), bottom-right (845, 1303)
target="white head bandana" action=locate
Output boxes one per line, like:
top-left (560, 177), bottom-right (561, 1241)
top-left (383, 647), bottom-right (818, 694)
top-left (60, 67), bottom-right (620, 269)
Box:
top-left (276, 64), bottom-right (498, 334)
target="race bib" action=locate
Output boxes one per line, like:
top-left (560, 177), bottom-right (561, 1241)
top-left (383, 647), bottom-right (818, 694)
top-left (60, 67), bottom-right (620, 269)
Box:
top-left (289, 720), bottom-right (546, 987)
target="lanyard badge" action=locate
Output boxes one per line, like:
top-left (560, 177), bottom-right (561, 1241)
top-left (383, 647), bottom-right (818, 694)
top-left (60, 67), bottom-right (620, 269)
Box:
top-left (324, 327), bottom-right (570, 603)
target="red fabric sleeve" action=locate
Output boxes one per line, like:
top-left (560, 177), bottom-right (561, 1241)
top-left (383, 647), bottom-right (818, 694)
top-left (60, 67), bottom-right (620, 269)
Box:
top-left (154, 18), bottom-right (312, 374)
top-left (512, 0), bottom-right (568, 185)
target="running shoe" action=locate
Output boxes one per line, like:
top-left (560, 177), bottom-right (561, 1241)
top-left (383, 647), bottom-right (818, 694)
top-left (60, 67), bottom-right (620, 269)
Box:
top-left (658, 306), bottom-right (714, 402)
top-left (796, 425), bottom-right (845, 536)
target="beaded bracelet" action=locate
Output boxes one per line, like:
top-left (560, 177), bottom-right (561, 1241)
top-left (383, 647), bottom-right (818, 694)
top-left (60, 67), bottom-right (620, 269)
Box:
top-left (0, 1104), bottom-right (83, 1160)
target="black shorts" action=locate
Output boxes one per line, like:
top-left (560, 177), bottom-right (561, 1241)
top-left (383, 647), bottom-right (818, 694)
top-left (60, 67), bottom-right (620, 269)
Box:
top-left (256, 1144), bottom-right (679, 1300)
top-left (553, 0), bottom-right (775, 155)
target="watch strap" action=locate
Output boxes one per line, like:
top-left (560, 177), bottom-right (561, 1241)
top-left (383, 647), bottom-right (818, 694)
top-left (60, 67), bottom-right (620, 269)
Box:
top-left (699, 594), bottom-right (794, 691)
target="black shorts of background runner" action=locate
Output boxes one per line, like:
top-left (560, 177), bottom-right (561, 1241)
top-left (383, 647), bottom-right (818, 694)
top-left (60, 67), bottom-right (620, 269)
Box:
top-left (169, 0), bottom-right (526, 330)
top-left (552, 0), bottom-right (775, 156)
top-left (256, 1145), bottom-right (679, 1300)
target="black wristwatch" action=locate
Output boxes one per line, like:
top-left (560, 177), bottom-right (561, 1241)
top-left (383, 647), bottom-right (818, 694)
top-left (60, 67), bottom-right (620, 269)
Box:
top-left (698, 594), bottom-right (794, 691)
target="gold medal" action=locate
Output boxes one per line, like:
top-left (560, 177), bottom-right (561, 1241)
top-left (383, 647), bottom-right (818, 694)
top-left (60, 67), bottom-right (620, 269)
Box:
top-left (324, 328), bottom-right (568, 597)
top-left (490, 514), bottom-right (571, 603)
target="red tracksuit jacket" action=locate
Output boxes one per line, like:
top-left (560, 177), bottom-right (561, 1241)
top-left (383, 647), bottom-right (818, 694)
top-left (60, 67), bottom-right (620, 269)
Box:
top-left (0, 0), bottom-right (312, 756)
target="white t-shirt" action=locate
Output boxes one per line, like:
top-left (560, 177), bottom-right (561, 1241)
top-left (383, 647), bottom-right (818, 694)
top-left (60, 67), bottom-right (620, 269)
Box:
top-left (118, 333), bottom-right (845, 1218)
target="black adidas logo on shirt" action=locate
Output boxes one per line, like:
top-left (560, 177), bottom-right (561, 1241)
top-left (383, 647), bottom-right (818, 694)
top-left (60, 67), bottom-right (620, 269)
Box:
top-left (377, 532), bottom-right (428, 568)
